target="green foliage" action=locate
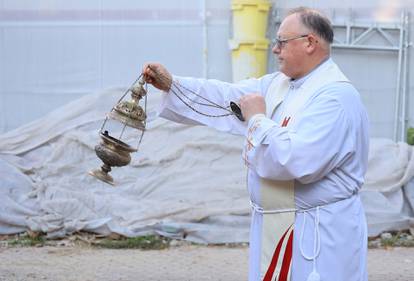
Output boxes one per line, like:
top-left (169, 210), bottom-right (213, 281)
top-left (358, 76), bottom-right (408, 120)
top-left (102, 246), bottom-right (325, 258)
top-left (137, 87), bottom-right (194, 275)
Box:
top-left (407, 127), bottom-right (414, 145)
top-left (8, 234), bottom-right (45, 247)
top-left (92, 235), bottom-right (171, 250)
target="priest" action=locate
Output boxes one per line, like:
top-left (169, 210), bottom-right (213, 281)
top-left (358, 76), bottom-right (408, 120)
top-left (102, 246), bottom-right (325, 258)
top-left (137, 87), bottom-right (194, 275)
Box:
top-left (143, 7), bottom-right (369, 281)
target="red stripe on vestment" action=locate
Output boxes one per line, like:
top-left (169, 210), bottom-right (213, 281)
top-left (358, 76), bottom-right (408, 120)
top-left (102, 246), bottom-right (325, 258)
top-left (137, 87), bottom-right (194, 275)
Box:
top-left (277, 229), bottom-right (294, 281)
top-left (281, 116), bottom-right (291, 127)
top-left (262, 226), bottom-right (292, 281)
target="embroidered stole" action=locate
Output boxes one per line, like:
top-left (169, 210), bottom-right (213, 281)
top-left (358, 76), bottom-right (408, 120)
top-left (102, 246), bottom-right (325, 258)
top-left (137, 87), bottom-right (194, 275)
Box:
top-left (258, 63), bottom-right (349, 281)
top-left (260, 75), bottom-right (294, 281)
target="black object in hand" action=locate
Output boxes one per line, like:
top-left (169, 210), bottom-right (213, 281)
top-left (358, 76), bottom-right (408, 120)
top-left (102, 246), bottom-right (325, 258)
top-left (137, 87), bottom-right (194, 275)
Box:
top-left (230, 101), bottom-right (245, 122)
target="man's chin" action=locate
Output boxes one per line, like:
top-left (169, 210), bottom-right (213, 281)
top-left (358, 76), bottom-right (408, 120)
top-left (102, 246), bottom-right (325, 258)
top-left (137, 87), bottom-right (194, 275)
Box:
top-left (278, 64), bottom-right (287, 74)
top-left (278, 68), bottom-right (293, 78)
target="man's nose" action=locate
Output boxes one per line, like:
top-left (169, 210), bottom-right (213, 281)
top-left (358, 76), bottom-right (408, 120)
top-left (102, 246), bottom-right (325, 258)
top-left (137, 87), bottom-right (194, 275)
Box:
top-left (272, 44), bottom-right (280, 54)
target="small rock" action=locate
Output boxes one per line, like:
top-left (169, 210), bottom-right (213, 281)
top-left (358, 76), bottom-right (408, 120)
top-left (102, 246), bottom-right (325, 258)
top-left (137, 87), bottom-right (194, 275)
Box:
top-left (381, 232), bottom-right (392, 240)
top-left (368, 239), bottom-right (381, 248)
top-left (169, 240), bottom-right (185, 247)
top-left (108, 233), bottom-right (122, 240)
top-left (399, 233), bottom-right (410, 240)
top-left (27, 230), bottom-right (40, 239)
top-left (57, 240), bottom-right (72, 247)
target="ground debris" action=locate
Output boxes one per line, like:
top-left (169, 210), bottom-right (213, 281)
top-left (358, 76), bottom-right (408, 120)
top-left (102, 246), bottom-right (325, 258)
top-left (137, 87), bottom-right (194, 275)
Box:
top-left (5, 229), bottom-right (414, 250)
top-left (368, 230), bottom-right (414, 249)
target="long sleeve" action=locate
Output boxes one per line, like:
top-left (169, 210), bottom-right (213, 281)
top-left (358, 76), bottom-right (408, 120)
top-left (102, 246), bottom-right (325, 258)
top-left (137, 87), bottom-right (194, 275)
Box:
top-left (244, 84), bottom-right (357, 184)
top-left (158, 74), bottom-right (276, 135)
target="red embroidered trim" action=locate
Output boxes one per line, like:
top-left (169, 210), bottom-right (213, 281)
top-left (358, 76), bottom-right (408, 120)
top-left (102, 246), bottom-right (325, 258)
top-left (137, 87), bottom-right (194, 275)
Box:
top-left (244, 119), bottom-right (261, 166)
top-left (281, 117), bottom-right (291, 127)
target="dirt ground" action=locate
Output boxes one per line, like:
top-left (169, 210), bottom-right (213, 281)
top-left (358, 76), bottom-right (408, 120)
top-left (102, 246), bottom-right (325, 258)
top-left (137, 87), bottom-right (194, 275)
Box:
top-left (1, 245), bottom-right (414, 281)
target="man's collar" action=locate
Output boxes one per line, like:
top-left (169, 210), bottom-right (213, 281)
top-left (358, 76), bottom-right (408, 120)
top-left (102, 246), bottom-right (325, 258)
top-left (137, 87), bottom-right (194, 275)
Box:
top-left (289, 57), bottom-right (331, 89)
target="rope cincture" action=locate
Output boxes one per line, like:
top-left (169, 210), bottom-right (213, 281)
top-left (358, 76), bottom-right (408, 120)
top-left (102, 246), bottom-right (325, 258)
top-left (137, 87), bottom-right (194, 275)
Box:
top-left (250, 191), bottom-right (358, 281)
top-left (250, 200), bottom-right (322, 281)
top-left (300, 206), bottom-right (321, 281)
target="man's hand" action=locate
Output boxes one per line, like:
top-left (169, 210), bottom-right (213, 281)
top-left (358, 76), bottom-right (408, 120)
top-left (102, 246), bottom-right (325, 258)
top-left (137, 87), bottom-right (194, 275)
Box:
top-left (239, 94), bottom-right (266, 122)
top-left (142, 62), bottom-right (172, 92)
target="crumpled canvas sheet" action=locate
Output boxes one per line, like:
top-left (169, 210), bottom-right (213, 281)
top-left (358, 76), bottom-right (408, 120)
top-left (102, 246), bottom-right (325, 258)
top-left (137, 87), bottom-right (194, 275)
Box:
top-left (0, 88), bottom-right (413, 242)
top-left (0, 89), bottom-right (250, 243)
top-left (362, 138), bottom-right (414, 236)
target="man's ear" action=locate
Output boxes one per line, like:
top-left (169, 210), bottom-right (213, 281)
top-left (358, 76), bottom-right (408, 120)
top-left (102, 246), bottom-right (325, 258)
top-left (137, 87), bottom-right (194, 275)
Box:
top-left (305, 34), bottom-right (318, 54)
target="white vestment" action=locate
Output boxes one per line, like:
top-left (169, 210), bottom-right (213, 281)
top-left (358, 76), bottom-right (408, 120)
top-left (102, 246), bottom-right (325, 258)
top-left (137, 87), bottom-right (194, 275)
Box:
top-left (158, 58), bottom-right (369, 281)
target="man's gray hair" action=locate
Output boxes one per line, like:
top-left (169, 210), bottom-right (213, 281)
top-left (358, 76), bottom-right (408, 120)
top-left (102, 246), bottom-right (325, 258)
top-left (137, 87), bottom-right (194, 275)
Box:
top-left (288, 7), bottom-right (334, 44)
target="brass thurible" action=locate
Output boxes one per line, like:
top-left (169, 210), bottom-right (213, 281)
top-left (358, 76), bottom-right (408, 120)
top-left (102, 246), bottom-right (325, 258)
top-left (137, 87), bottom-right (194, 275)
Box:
top-left (89, 76), bottom-right (147, 185)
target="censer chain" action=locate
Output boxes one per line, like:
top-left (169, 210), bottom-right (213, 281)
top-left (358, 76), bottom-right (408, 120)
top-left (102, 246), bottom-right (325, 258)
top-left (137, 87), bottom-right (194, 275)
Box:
top-left (170, 83), bottom-right (233, 118)
top-left (148, 66), bottom-right (237, 119)
top-left (99, 73), bottom-right (145, 134)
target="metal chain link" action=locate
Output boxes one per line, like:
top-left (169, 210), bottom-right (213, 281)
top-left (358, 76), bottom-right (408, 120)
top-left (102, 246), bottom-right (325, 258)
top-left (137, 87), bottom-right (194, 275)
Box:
top-left (148, 66), bottom-right (238, 119)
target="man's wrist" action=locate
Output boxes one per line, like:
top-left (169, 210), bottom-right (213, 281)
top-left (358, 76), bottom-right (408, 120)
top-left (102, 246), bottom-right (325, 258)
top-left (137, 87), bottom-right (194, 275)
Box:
top-left (248, 113), bottom-right (266, 127)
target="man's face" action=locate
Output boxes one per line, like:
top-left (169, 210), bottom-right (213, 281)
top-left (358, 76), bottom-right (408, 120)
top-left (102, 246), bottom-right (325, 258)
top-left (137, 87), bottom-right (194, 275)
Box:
top-left (272, 14), bottom-right (309, 79)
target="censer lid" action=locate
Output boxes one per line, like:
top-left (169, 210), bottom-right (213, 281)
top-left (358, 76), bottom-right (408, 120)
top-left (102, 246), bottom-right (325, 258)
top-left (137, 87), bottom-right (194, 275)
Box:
top-left (108, 101), bottom-right (146, 130)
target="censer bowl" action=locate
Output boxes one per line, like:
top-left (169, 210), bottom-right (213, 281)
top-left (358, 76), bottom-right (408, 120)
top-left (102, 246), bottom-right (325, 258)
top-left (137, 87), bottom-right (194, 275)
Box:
top-left (89, 131), bottom-right (137, 185)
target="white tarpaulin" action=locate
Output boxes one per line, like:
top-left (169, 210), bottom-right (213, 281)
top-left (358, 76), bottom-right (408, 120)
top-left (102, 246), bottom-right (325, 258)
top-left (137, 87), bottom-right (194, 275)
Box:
top-left (0, 88), bottom-right (413, 242)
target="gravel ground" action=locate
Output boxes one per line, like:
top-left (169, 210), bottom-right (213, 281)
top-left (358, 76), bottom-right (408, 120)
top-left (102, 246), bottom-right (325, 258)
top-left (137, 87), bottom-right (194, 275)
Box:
top-left (1, 245), bottom-right (413, 281)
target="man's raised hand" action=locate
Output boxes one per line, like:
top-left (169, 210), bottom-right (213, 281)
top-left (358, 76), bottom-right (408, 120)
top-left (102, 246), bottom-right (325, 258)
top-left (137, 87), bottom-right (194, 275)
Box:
top-left (142, 62), bottom-right (172, 92)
